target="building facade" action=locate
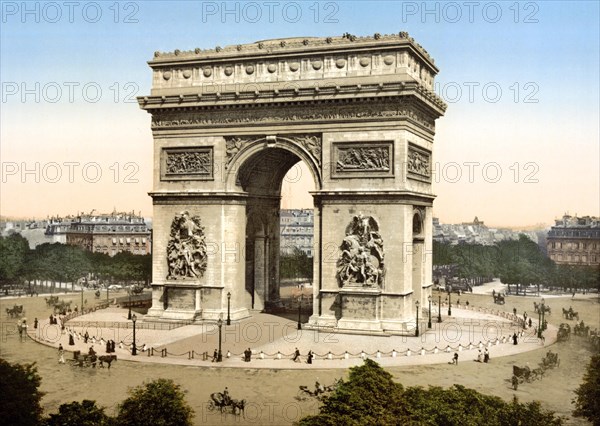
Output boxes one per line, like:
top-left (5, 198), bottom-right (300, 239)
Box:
top-left (66, 212), bottom-right (152, 256)
top-left (280, 209), bottom-right (314, 257)
top-left (547, 215), bottom-right (600, 266)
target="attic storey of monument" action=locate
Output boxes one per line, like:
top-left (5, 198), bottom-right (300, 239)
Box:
top-left (138, 33), bottom-right (446, 333)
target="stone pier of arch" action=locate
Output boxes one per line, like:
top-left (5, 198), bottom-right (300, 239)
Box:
top-left (138, 33), bottom-right (446, 334)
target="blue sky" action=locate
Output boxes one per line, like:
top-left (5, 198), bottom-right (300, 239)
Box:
top-left (1, 1), bottom-right (599, 226)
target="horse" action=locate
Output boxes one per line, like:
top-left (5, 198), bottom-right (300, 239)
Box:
top-left (230, 399), bottom-right (246, 416)
top-left (209, 392), bottom-right (229, 413)
top-left (98, 355), bottom-right (117, 369)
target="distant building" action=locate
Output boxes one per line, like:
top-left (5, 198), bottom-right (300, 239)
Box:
top-left (280, 209), bottom-right (314, 257)
top-left (0, 217), bottom-right (72, 248)
top-left (66, 211), bottom-right (151, 256)
top-left (44, 217), bottom-right (74, 244)
top-left (547, 214), bottom-right (600, 266)
top-left (433, 217), bottom-right (539, 246)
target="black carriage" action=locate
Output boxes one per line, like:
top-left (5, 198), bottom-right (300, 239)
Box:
top-left (5, 304), bottom-right (24, 318)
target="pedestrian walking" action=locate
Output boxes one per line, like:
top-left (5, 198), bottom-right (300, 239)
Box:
top-left (58, 344), bottom-right (65, 364)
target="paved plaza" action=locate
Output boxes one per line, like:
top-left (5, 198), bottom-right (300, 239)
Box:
top-left (28, 301), bottom-right (556, 370)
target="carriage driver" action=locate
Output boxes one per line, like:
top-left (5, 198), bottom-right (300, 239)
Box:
top-left (223, 387), bottom-right (231, 405)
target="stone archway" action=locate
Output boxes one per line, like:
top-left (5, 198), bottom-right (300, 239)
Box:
top-left (139, 33), bottom-right (446, 333)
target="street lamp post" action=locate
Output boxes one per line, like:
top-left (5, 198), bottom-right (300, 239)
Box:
top-left (437, 294), bottom-right (442, 323)
top-left (128, 291), bottom-right (132, 320)
top-left (226, 292), bottom-right (231, 326)
top-left (81, 286), bottom-right (84, 313)
top-left (415, 300), bottom-right (420, 337)
top-left (428, 295), bottom-right (432, 329)
top-left (217, 317), bottom-right (223, 362)
top-left (131, 314), bottom-right (137, 356)
top-left (447, 290), bottom-right (452, 316)
top-left (297, 290), bottom-right (303, 330)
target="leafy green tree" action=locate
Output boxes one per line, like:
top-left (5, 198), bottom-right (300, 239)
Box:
top-left (402, 385), bottom-right (562, 425)
top-left (114, 378), bottom-right (193, 426)
top-left (0, 234), bottom-right (29, 285)
top-left (300, 359), bottom-right (562, 426)
top-left (0, 359), bottom-right (44, 426)
top-left (280, 247), bottom-right (313, 280)
top-left (300, 358), bottom-right (405, 425)
top-left (44, 400), bottom-right (110, 426)
top-left (573, 354), bottom-right (600, 425)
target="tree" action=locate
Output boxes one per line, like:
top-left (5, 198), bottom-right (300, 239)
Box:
top-left (299, 358), bottom-right (405, 425)
top-left (300, 359), bottom-right (562, 426)
top-left (0, 359), bottom-right (44, 426)
top-left (44, 400), bottom-right (110, 426)
top-left (0, 234), bottom-right (29, 285)
top-left (114, 378), bottom-right (193, 426)
top-left (573, 354), bottom-right (600, 425)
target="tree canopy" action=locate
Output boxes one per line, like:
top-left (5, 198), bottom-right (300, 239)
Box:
top-left (0, 237), bottom-right (152, 289)
top-left (114, 378), bottom-right (194, 426)
top-left (299, 359), bottom-right (563, 426)
top-left (44, 400), bottom-right (110, 426)
top-left (573, 354), bottom-right (600, 425)
top-left (0, 358), bottom-right (44, 426)
top-left (433, 236), bottom-right (599, 292)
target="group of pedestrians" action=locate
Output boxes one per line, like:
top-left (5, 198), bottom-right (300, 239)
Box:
top-left (292, 347), bottom-right (314, 364)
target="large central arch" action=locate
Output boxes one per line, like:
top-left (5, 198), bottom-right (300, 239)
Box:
top-left (232, 138), bottom-right (321, 311)
top-left (139, 33), bottom-right (446, 333)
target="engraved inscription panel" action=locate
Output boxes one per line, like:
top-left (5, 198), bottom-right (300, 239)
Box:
top-left (167, 288), bottom-right (195, 310)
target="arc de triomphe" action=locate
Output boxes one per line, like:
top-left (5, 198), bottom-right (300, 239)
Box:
top-left (138, 33), bottom-right (446, 333)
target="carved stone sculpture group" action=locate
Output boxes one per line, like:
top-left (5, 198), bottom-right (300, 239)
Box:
top-left (166, 211), bottom-right (208, 279)
top-left (337, 214), bottom-right (385, 287)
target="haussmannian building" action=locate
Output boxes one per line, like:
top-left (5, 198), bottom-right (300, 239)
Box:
top-left (280, 209), bottom-right (314, 257)
top-left (66, 211), bottom-right (152, 256)
top-left (547, 215), bottom-right (600, 266)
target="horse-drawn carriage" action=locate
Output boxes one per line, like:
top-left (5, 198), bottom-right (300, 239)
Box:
top-left (5, 304), bottom-right (24, 318)
top-left (562, 307), bottom-right (579, 321)
top-left (541, 351), bottom-right (559, 369)
top-left (207, 392), bottom-right (246, 415)
top-left (45, 295), bottom-right (59, 307)
top-left (533, 302), bottom-right (551, 315)
top-left (69, 350), bottom-right (117, 369)
top-left (130, 285), bottom-right (144, 295)
top-left (493, 294), bottom-right (505, 305)
top-left (557, 323), bottom-right (571, 342)
top-left (512, 365), bottom-right (533, 385)
top-left (53, 300), bottom-right (72, 314)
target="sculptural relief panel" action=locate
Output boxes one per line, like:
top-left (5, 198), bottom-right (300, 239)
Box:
top-left (331, 142), bottom-right (393, 178)
top-left (166, 211), bottom-right (208, 280)
top-left (336, 214), bottom-right (385, 287)
top-left (161, 147), bottom-right (213, 181)
top-left (407, 143), bottom-right (431, 182)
